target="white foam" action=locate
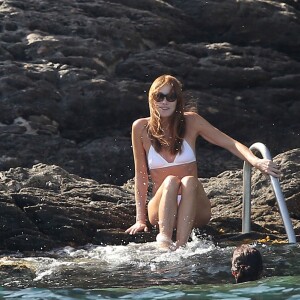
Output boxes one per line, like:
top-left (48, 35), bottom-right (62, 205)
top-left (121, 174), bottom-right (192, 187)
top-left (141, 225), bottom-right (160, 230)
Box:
top-left (5, 233), bottom-right (223, 283)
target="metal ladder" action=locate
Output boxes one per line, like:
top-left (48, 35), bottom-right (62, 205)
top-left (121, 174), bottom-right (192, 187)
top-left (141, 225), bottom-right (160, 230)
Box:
top-left (242, 142), bottom-right (296, 243)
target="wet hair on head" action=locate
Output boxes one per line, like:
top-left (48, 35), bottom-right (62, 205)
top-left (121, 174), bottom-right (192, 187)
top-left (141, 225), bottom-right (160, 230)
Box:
top-left (231, 244), bottom-right (263, 283)
top-left (147, 74), bottom-right (185, 155)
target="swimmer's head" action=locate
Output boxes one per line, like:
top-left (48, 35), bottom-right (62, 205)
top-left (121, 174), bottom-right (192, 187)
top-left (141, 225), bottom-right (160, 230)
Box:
top-left (231, 244), bottom-right (263, 283)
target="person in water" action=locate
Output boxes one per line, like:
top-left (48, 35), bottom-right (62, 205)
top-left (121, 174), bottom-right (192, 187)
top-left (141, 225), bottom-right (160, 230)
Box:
top-left (125, 74), bottom-right (280, 249)
top-left (231, 244), bottom-right (263, 283)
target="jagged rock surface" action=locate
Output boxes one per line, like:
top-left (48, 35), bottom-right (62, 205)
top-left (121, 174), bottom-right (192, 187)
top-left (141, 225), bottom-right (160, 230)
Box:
top-left (0, 149), bottom-right (299, 251)
top-left (0, 0), bottom-right (299, 184)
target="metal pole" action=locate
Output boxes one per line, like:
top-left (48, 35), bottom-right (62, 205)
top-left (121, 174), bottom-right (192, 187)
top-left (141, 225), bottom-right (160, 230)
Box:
top-left (269, 175), bottom-right (296, 243)
top-left (242, 161), bottom-right (251, 233)
top-left (242, 142), bottom-right (296, 243)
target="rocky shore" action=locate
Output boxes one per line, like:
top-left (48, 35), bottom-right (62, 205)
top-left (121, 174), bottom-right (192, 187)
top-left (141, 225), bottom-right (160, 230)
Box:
top-left (0, 0), bottom-right (299, 251)
top-left (0, 0), bottom-right (299, 184)
top-left (0, 148), bottom-right (299, 252)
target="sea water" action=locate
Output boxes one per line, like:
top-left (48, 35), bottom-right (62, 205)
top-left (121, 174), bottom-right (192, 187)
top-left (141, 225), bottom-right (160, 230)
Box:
top-left (0, 233), bottom-right (299, 299)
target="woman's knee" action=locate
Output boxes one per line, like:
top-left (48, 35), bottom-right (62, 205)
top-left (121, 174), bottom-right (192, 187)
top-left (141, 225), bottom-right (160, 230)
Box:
top-left (181, 176), bottom-right (199, 192)
top-left (198, 208), bottom-right (212, 226)
top-left (163, 175), bottom-right (181, 191)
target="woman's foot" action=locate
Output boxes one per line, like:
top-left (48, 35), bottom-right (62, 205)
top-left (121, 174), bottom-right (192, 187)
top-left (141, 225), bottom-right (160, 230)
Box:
top-left (156, 233), bottom-right (176, 251)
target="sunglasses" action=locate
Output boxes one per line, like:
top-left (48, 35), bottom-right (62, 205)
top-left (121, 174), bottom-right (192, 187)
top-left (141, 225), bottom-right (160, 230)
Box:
top-left (154, 92), bottom-right (177, 102)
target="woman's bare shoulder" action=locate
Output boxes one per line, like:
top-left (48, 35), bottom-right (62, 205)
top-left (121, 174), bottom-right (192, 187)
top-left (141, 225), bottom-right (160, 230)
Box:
top-left (184, 112), bottom-right (210, 136)
top-left (184, 111), bottom-right (198, 118)
top-left (132, 118), bottom-right (149, 133)
top-left (184, 111), bottom-right (205, 123)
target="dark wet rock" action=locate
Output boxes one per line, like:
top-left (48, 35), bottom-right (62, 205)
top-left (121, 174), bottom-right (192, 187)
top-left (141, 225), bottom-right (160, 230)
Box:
top-left (169, 0), bottom-right (300, 58)
top-left (0, 0), bottom-right (299, 250)
top-left (0, 260), bottom-right (36, 286)
top-left (0, 148), bottom-right (299, 251)
top-left (0, 0), bottom-right (299, 185)
top-left (0, 134), bottom-right (134, 185)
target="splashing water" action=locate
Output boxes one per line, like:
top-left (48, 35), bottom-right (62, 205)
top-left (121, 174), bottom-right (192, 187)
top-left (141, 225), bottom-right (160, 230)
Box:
top-left (0, 232), bottom-right (299, 299)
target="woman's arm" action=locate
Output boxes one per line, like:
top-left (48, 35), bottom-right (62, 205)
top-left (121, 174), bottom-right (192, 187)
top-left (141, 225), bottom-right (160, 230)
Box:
top-left (191, 113), bottom-right (281, 177)
top-left (125, 119), bottom-right (149, 234)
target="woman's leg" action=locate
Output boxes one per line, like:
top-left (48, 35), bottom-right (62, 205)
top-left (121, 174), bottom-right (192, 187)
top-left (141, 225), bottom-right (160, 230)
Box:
top-left (175, 176), bottom-right (211, 248)
top-left (148, 175), bottom-right (181, 243)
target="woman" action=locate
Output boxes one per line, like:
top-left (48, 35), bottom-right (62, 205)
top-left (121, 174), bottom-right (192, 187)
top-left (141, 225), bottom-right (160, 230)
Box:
top-left (231, 244), bottom-right (263, 283)
top-left (125, 74), bottom-right (280, 249)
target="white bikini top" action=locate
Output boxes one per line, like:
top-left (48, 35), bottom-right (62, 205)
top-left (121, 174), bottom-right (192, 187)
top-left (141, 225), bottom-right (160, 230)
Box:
top-left (147, 140), bottom-right (196, 170)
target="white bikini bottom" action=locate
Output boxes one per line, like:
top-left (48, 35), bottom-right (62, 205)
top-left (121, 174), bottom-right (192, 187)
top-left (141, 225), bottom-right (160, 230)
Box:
top-left (177, 195), bottom-right (182, 205)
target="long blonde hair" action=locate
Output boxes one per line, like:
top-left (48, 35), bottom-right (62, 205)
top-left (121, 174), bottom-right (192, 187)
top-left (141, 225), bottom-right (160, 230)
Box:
top-left (147, 75), bottom-right (185, 155)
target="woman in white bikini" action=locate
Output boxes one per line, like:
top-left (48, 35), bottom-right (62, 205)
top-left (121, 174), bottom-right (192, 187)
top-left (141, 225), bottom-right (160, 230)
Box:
top-left (125, 74), bottom-right (280, 250)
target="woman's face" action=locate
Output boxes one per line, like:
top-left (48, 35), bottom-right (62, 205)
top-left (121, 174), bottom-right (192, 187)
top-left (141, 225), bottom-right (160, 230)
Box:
top-left (154, 84), bottom-right (177, 118)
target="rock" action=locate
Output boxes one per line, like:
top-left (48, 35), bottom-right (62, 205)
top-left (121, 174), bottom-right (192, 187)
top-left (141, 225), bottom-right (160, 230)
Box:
top-left (0, 260), bottom-right (36, 285)
top-left (0, 149), bottom-right (299, 251)
top-left (170, 0), bottom-right (300, 58)
top-left (0, 0), bottom-right (299, 185)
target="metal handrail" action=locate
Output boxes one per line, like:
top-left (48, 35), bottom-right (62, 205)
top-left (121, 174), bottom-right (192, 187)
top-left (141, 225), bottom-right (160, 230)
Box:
top-left (242, 142), bottom-right (296, 243)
